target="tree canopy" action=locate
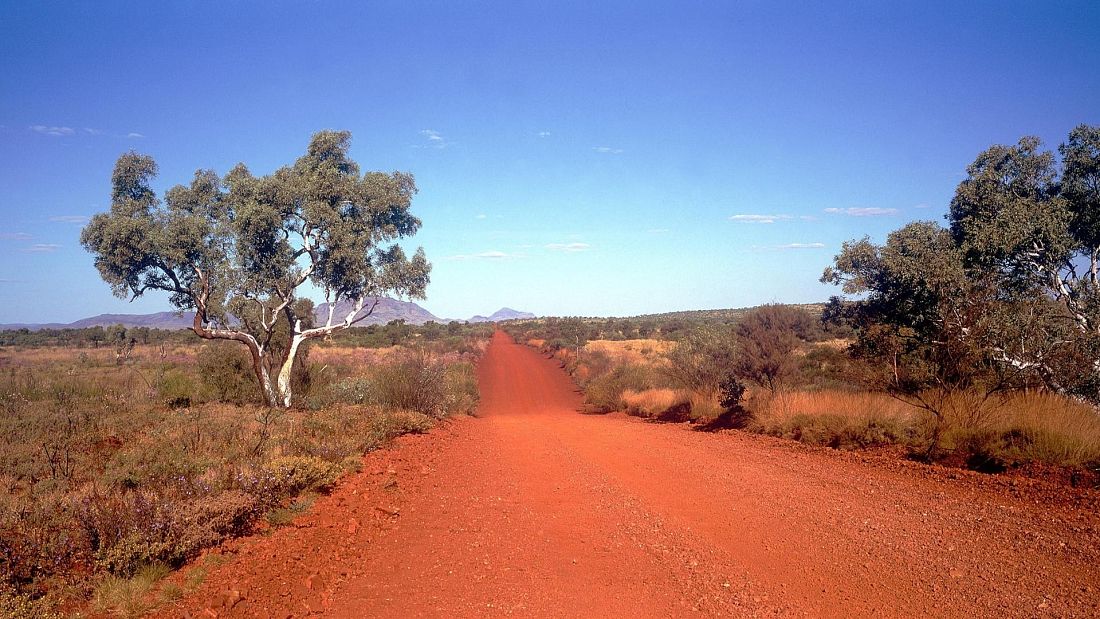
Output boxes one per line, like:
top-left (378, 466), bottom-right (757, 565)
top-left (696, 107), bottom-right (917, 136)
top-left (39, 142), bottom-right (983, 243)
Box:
top-left (82, 130), bottom-right (431, 406)
top-left (824, 124), bottom-right (1100, 405)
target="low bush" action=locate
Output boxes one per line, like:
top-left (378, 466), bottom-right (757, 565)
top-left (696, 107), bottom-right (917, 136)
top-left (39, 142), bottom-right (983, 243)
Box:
top-left (261, 456), bottom-right (343, 496)
top-left (196, 343), bottom-right (257, 405)
top-left (585, 364), bottom-right (664, 412)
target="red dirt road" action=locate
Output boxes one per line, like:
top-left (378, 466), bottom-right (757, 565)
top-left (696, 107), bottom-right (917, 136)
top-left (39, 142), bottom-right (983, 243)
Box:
top-left (170, 331), bottom-right (1100, 618)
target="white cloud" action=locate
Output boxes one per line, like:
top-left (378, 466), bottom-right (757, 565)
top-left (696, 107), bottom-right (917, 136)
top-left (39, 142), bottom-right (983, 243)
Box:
top-left (776, 242), bottom-right (826, 249)
top-left (418, 129), bottom-right (449, 149)
top-left (475, 214), bottom-right (487, 220)
top-left (752, 242), bottom-right (827, 252)
top-left (23, 244), bottom-right (60, 253)
top-left (545, 242), bottom-right (591, 253)
top-left (83, 128), bottom-right (105, 136)
top-left (593, 146), bottom-right (623, 154)
top-left (30, 125), bottom-right (75, 136)
top-left (824, 207), bottom-right (899, 217)
top-left (538, 131), bottom-right (551, 138)
top-left (49, 215), bottom-right (90, 224)
top-left (446, 250), bottom-right (521, 261)
top-left (0, 232), bottom-right (32, 240)
top-left (729, 214), bottom-right (792, 224)
top-left (126, 132), bottom-right (145, 139)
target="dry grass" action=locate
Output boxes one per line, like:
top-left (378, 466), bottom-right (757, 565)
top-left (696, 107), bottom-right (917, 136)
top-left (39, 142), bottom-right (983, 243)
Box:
top-left (583, 339), bottom-right (674, 365)
top-left (0, 337), bottom-right (487, 615)
top-left (621, 388), bottom-right (684, 417)
top-left (309, 345), bottom-right (403, 368)
top-left (752, 390), bottom-right (916, 427)
top-left (92, 563), bottom-right (171, 618)
top-left (750, 389), bottom-right (1100, 469)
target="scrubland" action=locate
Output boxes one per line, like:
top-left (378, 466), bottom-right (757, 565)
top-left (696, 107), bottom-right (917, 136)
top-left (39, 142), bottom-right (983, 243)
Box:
top-left (507, 314), bottom-right (1100, 487)
top-left (0, 325), bottom-right (487, 617)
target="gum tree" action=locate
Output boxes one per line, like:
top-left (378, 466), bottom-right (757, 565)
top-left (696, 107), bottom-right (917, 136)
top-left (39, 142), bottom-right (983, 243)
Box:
top-left (81, 131), bottom-right (431, 407)
top-left (824, 125), bottom-right (1100, 403)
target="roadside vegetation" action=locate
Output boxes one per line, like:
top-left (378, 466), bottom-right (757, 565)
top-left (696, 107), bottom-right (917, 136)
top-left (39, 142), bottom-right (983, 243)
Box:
top-left (0, 320), bottom-right (489, 617)
top-left (506, 125), bottom-right (1100, 486)
top-left (507, 304), bottom-right (1100, 486)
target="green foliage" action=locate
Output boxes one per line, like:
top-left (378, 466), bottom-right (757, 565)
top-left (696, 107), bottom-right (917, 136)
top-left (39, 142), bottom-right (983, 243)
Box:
top-left (260, 456), bottom-right (343, 495)
top-left (81, 131), bottom-right (432, 407)
top-left (662, 326), bottom-right (738, 393)
top-left (197, 342), bottom-right (257, 404)
top-left (733, 305), bottom-right (818, 393)
top-left (766, 413), bottom-right (910, 450)
top-left (369, 350), bottom-right (452, 418)
top-left (585, 364), bottom-right (664, 412)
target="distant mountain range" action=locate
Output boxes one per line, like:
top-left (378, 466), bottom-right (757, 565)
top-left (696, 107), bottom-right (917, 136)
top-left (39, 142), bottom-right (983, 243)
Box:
top-left (0, 298), bottom-right (535, 331)
top-left (468, 308), bottom-right (536, 323)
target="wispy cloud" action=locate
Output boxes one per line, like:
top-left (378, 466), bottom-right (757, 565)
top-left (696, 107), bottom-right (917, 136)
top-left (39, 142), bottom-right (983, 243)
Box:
top-left (545, 242), bottom-right (591, 253)
top-left (0, 232), bottom-right (32, 241)
top-left (776, 242), bottom-right (826, 249)
top-left (446, 250), bottom-right (521, 261)
top-left (593, 146), bottom-right (623, 154)
top-left (824, 207), bottom-right (899, 217)
top-left (538, 131), bottom-right (551, 138)
top-left (730, 214), bottom-right (792, 224)
top-left (417, 129), bottom-right (450, 149)
top-left (0, 278), bottom-right (26, 283)
top-left (31, 125), bottom-right (144, 139)
top-left (23, 244), bottom-right (60, 253)
top-left (49, 215), bottom-right (90, 224)
top-left (752, 242), bottom-right (827, 252)
top-left (30, 125), bottom-right (75, 136)
top-left (475, 213), bottom-right (487, 220)
top-left (729, 213), bottom-right (816, 224)
top-left (647, 228), bottom-right (670, 234)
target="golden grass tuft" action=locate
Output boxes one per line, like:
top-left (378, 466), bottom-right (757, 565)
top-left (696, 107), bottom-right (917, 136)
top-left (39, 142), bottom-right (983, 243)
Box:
top-left (750, 389), bottom-right (1100, 467)
top-left (621, 388), bottom-right (683, 417)
top-left (92, 564), bottom-right (171, 618)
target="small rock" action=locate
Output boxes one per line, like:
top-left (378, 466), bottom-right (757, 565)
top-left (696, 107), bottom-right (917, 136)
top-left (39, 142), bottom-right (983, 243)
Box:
top-left (347, 518), bottom-right (360, 534)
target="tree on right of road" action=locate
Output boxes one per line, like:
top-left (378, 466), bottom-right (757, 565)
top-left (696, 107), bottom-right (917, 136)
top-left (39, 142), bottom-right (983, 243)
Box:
top-left (824, 124), bottom-right (1100, 406)
top-left (732, 304), bottom-right (818, 394)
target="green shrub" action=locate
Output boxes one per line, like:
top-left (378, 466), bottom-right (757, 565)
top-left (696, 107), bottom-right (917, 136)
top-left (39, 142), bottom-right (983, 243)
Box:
top-left (76, 487), bottom-right (262, 576)
top-left (585, 364), bottom-right (662, 412)
top-left (370, 352), bottom-right (449, 418)
top-left (0, 581), bottom-right (61, 619)
top-left (196, 343), bottom-right (256, 405)
top-left (261, 456), bottom-right (343, 495)
top-left (444, 361), bottom-right (479, 415)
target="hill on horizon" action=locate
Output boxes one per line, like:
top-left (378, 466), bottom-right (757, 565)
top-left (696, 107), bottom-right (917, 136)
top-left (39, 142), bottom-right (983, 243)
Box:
top-left (0, 299), bottom-right (538, 331)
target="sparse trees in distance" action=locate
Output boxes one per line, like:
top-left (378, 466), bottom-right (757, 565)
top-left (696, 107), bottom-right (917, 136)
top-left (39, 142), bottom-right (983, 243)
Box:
top-left (81, 131), bottom-right (430, 407)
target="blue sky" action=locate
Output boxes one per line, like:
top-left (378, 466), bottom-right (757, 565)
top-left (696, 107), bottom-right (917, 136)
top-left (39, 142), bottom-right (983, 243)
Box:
top-left (1, 1), bottom-right (1098, 323)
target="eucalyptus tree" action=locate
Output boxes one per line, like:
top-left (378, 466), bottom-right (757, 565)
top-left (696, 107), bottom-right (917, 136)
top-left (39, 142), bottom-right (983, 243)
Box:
top-left (824, 124), bottom-right (1100, 403)
top-left (81, 131), bottom-right (430, 407)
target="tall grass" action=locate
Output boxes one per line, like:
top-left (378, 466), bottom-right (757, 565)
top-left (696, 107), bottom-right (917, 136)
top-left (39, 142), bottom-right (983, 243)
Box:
top-left (750, 389), bottom-right (1100, 470)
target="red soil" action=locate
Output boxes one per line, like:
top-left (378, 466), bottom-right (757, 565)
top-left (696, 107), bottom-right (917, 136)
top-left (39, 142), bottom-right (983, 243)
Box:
top-left (167, 331), bottom-right (1100, 618)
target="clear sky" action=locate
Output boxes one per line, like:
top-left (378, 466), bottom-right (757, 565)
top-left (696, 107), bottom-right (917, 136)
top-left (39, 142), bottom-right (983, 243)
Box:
top-left (1, 1), bottom-right (1098, 323)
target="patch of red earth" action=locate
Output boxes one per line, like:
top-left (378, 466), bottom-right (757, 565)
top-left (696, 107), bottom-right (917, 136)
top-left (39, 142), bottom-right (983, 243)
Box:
top-left (164, 331), bottom-right (1100, 618)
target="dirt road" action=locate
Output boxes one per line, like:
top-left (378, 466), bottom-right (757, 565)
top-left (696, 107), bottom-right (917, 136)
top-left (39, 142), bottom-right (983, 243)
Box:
top-left (171, 331), bottom-right (1100, 618)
